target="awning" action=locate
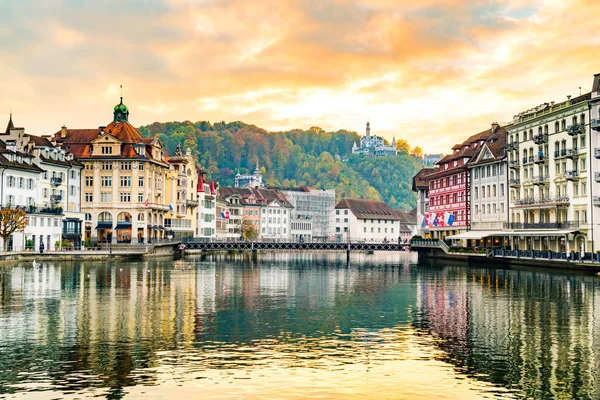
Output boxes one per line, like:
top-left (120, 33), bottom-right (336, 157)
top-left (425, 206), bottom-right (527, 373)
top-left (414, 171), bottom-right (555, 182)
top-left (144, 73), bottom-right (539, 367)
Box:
top-left (115, 222), bottom-right (132, 230)
top-left (502, 229), bottom-right (577, 237)
top-left (159, 226), bottom-right (165, 230)
top-left (95, 222), bottom-right (112, 230)
top-left (446, 231), bottom-right (501, 240)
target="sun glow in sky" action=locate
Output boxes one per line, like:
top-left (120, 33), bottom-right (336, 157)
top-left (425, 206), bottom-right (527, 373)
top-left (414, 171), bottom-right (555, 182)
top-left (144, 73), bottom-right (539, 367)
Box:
top-left (1, 0), bottom-right (599, 153)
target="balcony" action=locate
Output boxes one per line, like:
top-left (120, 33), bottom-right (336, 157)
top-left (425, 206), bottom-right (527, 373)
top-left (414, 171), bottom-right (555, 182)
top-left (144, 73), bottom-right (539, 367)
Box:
top-left (50, 177), bottom-right (62, 186)
top-left (508, 159), bottom-right (520, 169)
top-left (566, 123), bottom-right (585, 136)
top-left (554, 149), bottom-right (568, 159)
top-left (592, 119), bottom-right (600, 131)
top-left (50, 194), bottom-right (62, 204)
top-left (531, 175), bottom-right (548, 185)
top-left (532, 154), bottom-right (547, 164)
top-left (504, 221), bottom-right (581, 230)
top-left (595, 148), bottom-right (600, 158)
top-left (509, 179), bottom-right (520, 187)
top-left (522, 156), bottom-right (535, 165)
top-left (506, 142), bottom-right (520, 151)
top-left (532, 133), bottom-right (548, 144)
top-left (186, 199), bottom-right (199, 207)
top-left (564, 170), bottom-right (579, 180)
top-left (565, 148), bottom-right (580, 159)
top-left (595, 172), bottom-right (600, 182)
top-left (514, 197), bottom-right (570, 207)
top-left (594, 196), bottom-right (600, 206)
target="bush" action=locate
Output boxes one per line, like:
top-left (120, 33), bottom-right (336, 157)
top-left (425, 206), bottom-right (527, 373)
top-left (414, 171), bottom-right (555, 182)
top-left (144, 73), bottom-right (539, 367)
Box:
top-left (25, 239), bottom-right (34, 250)
top-left (410, 235), bottom-right (423, 243)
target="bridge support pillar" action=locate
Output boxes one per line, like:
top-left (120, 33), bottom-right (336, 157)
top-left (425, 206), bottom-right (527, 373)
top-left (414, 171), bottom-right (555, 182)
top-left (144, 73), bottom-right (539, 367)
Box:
top-left (346, 249), bottom-right (350, 265)
top-left (252, 249), bottom-right (258, 262)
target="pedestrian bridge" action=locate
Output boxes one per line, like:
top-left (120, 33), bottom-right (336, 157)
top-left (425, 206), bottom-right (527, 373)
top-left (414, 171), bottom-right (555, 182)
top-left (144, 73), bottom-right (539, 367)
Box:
top-left (181, 240), bottom-right (411, 252)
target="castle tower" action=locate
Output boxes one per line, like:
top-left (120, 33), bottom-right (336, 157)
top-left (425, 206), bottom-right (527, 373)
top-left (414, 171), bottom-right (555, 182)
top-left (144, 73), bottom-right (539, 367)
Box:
top-left (366, 121), bottom-right (370, 137)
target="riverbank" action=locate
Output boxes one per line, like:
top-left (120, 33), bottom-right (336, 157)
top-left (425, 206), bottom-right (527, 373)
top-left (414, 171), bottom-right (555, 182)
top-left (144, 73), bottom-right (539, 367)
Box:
top-left (0, 241), bottom-right (178, 265)
top-left (416, 247), bottom-right (600, 273)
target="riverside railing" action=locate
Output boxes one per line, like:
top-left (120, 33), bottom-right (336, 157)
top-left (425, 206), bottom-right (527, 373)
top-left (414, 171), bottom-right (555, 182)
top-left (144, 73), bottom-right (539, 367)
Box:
top-left (492, 249), bottom-right (595, 262)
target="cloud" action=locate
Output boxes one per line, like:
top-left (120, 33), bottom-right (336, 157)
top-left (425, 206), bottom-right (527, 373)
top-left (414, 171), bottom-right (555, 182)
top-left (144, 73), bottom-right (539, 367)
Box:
top-left (0, 0), bottom-right (599, 153)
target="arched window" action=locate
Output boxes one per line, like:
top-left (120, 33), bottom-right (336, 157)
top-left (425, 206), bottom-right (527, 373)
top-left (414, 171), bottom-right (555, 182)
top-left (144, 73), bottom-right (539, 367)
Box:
top-left (98, 212), bottom-right (113, 222)
top-left (85, 213), bottom-right (92, 221)
top-left (138, 213), bottom-right (144, 221)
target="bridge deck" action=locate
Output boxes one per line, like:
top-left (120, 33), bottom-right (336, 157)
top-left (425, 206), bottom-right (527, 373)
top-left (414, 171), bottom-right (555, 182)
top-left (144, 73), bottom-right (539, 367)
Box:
top-left (182, 241), bottom-right (411, 252)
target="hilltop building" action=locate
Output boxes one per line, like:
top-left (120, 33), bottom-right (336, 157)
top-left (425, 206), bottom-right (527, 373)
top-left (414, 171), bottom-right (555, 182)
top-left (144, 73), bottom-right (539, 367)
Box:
top-left (235, 163), bottom-right (264, 188)
top-left (352, 122), bottom-right (397, 157)
top-left (421, 153), bottom-right (443, 166)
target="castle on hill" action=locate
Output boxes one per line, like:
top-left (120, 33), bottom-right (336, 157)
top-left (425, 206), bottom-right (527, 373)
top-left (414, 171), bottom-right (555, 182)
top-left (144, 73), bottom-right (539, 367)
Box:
top-left (352, 121), bottom-right (397, 157)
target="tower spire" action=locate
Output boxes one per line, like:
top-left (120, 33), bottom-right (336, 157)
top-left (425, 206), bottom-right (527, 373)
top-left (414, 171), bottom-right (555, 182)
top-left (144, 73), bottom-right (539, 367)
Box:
top-left (5, 113), bottom-right (14, 134)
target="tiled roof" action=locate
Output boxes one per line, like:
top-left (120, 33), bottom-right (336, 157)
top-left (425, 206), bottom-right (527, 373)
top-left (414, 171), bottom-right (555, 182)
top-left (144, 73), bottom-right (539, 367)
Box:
top-left (0, 150), bottom-right (44, 173)
top-left (468, 125), bottom-right (507, 166)
top-left (219, 187), bottom-right (293, 208)
top-left (412, 168), bottom-right (436, 191)
top-left (25, 134), bottom-right (54, 147)
top-left (392, 209), bottom-right (417, 224)
top-left (335, 198), bottom-right (400, 220)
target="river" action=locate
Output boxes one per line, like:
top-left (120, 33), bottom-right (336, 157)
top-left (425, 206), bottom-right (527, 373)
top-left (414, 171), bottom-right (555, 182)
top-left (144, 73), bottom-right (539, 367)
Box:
top-left (0, 252), bottom-right (599, 399)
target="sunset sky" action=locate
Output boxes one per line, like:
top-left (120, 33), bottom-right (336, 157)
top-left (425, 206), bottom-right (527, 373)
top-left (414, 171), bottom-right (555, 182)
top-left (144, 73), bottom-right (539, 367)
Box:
top-left (1, 0), bottom-right (599, 153)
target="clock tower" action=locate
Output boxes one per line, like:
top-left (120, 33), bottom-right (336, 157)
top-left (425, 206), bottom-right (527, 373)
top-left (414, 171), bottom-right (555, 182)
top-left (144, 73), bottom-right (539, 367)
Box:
top-left (113, 97), bottom-right (129, 123)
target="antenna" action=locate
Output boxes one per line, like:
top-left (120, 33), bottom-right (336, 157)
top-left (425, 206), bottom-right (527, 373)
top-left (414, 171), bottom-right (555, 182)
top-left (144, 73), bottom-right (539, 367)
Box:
top-left (579, 86), bottom-right (582, 96)
top-left (120, 84), bottom-right (123, 102)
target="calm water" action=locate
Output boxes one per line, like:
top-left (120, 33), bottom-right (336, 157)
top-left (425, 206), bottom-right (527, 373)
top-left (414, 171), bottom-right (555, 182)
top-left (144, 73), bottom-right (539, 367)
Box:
top-left (1, 252), bottom-right (599, 399)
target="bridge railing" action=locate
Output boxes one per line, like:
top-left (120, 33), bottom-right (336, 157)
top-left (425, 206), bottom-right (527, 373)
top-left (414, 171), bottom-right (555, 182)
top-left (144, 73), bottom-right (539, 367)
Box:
top-left (410, 240), bottom-right (449, 253)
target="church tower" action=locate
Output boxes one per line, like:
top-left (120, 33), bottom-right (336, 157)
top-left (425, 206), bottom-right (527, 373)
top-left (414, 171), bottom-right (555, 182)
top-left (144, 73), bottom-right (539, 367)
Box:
top-left (366, 121), bottom-right (370, 137)
top-left (113, 97), bottom-right (129, 123)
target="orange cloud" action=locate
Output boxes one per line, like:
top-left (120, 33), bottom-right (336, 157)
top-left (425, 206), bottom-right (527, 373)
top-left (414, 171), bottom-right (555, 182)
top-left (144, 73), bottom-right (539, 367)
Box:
top-left (0, 0), bottom-right (599, 153)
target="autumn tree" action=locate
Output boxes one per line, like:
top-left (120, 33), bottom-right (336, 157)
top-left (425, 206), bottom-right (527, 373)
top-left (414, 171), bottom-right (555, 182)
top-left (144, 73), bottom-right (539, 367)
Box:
top-left (396, 139), bottom-right (410, 154)
top-left (411, 146), bottom-right (424, 158)
top-left (241, 220), bottom-right (259, 242)
top-left (0, 208), bottom-right (28, 251)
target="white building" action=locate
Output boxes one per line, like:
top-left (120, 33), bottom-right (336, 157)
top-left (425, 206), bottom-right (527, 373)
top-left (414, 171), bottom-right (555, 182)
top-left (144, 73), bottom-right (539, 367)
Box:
top-left (235, 163), bottom-right (264, 188)
top-left (334, 198), bottom-right (401, 242)
top-left (589, 73), bottom-right (600, 250)
top-left (197, 177), bottom-right (217, 238)
top-left (2, 116), bottom-right (84, 251)
top-left (352, 122), bottom-right (397, 156)
top-left (506, 91), bottom-right (592, 253)
top-left (412, 168), bottom-right (436, 237)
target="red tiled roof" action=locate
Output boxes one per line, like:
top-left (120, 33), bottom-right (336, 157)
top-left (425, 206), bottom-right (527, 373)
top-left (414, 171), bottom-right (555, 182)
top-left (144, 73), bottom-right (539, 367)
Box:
top-left (335, 198), bottom-right (400, 220)
top-left (412, 168), bottom-right (436, 191)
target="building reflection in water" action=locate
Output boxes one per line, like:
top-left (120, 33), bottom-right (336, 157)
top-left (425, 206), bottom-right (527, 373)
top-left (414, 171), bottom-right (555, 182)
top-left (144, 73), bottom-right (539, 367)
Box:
top-left (0, 254), bottom-right (599, 398)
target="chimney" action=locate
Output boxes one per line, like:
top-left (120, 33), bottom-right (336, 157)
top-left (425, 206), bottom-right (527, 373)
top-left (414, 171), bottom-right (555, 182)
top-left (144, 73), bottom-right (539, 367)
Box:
top-left (567, 95), bottom-right (572, 102)
top-left (61, 125), bottom-right (67, 138)
top-left (491, 122), bottom-right (499, 132)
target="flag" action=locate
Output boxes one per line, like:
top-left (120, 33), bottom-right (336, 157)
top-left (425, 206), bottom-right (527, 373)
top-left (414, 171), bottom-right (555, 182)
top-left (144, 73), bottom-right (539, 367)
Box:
top-left (426, 213), bottom-right (435, 227)
top-left (220, 210), bottom-right (230, 219)
top-left (421, 215), bottom-right (427, 227)
top-left (144, 199), bottom-right (149, 207)
top-left (169, 204), bottom-right (174, 211)
top-left (444, 212), bottom-right (455, 226)
top-left (435, 212), bottom-right (445, 227)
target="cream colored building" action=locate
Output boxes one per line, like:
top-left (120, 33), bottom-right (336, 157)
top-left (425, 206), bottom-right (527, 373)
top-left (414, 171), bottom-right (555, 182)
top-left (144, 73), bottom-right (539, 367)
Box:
top-left (165, 145), bottom-right (200, 239)
top-left (53, 98), bottom-right (171, 244)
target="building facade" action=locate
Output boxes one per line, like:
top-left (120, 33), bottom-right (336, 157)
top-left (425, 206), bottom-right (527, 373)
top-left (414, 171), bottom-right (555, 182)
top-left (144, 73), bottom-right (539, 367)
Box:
top-left (53, 98), bottom-right (171, 244)
top-left (278, 186), bottom-right (335, 242)
top-left (506, 92), bottom-right (592, 252)
top-left (165, 145), bottom-right (200, 239)
top-left (412, 168), bottom-right (436, 238)
top-left (334, 199), bottom-right (401, 242)
top-left (235, 164), bottom-right (264, 188)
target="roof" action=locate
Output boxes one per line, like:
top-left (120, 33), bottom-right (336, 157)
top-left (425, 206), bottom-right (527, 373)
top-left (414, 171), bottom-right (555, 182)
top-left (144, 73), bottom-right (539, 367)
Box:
top-left (392, 209), bottom-right (417, 224)
top-left (0, 149), bottom-right (44, 173)
top-left (54, 120), bottom-right (166, 163)
top-left (335, 198), bottom-right (400, 220)
top-left (468, 125), bottom-right (507, 167)
top-left (219, 187), bottom-right (293, 208)
top-left (25, 134), bottom-right (54, 147)
top-left (412, 168), bottom-right (436, 191)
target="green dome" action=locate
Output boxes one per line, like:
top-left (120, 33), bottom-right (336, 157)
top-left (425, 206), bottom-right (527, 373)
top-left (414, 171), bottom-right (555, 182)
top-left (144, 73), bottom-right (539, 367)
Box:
top-left (119, 104), bottom-right (128, 112)
top-left (114, 105), bottom-right (119, 111)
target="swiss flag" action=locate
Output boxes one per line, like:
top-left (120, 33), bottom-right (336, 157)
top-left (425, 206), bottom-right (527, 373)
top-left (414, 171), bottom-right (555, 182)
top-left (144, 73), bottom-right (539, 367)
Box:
top-left (435, 212), bottom-right (445, 227)
top-left (144, 199), bottom-right (149, 207)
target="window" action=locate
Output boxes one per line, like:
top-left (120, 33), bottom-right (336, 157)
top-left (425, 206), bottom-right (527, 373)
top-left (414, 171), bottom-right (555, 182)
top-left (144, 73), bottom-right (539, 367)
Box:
top-left (120, 176), bottom-right (131, 187)
top-left (100, 192), bottom-right (111, 202)
top-left (71, 170), bottom-right (75, 179)
top-left (85, 176), bottom-right (93, 186)
top-left (102, 162), bottom-right (112, 170)
top-left (581, 135), bottom-right (586, 148)
top-left (138, 177), bottom-right (144, 187)
top-left (101, 176), bottom-right (112, 187)
top-left (101, 146), bottom-right (112, 154)
top-left (581, 158), bottom-right (587, 171)
top-left (139, 162), bottom-right (144, 170)
top-left (121, 161), bottom-right (132, 170)
top-left (18, 177), bottom-right (24, 188)
top-left (85, 213), bottom-right (92, 221)
top-left (70, 185), bottom-right (75, 195)
top-left (500, 184), bottom-right (504, 196)
top-left (7, 176), bottom-right (14, 187)
top-left (582, 182), bottom-right (587, 195)
top-left (85, 193), bottom-right (93, 202)
top-left (27, 179), bottom-right (34, 190)
top-left (43, 188), bottom-right (48, 198)
top-left (120, 193), bottom-right (131, 202)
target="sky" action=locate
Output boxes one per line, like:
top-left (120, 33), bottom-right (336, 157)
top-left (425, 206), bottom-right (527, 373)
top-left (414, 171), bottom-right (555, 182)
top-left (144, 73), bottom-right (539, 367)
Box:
top-left (1, 0), bottom-right (599, 154)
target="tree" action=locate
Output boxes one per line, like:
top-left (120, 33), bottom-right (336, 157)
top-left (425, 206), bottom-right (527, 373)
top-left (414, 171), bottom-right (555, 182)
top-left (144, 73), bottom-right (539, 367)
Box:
top-left (0, 208), bottom-right (27, 251)
top-left (241, 220), bottom-right (259, 241)
top-left (396, 139), bottom-right (410, 154)
top-left (411, 146), bottom-right (424, 158)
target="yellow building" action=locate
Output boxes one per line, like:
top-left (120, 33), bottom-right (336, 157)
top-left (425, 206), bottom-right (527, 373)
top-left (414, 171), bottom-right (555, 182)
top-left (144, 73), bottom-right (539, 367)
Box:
top-left (53, 97), bottom-right (171, 244)
top-left (165, 145), bottom-right (200, 239)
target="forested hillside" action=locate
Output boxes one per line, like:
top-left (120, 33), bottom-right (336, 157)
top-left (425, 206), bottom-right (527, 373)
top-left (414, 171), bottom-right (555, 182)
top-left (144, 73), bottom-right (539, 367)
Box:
top-left (139, 121), bottom-right (421, 209)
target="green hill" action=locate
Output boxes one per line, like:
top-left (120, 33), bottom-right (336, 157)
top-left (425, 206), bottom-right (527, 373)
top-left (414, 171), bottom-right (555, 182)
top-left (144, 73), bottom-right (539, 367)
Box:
top-left (139, 121), bottom-right (420, 209)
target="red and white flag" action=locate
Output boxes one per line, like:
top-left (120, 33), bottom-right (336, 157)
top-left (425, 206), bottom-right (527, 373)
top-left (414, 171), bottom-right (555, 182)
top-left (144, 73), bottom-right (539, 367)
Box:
top-left (144, 199), bottom-right (149, 207)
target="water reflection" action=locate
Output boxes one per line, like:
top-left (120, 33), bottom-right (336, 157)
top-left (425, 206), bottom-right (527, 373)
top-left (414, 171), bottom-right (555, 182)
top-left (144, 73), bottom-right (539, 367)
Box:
top-left (0, 254), bottom-right (599, 399)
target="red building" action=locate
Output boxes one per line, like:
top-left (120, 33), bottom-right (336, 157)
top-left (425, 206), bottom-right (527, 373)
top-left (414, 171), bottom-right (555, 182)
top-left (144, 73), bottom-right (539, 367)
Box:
top-left (423, 129), bottom-right (494, 239)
